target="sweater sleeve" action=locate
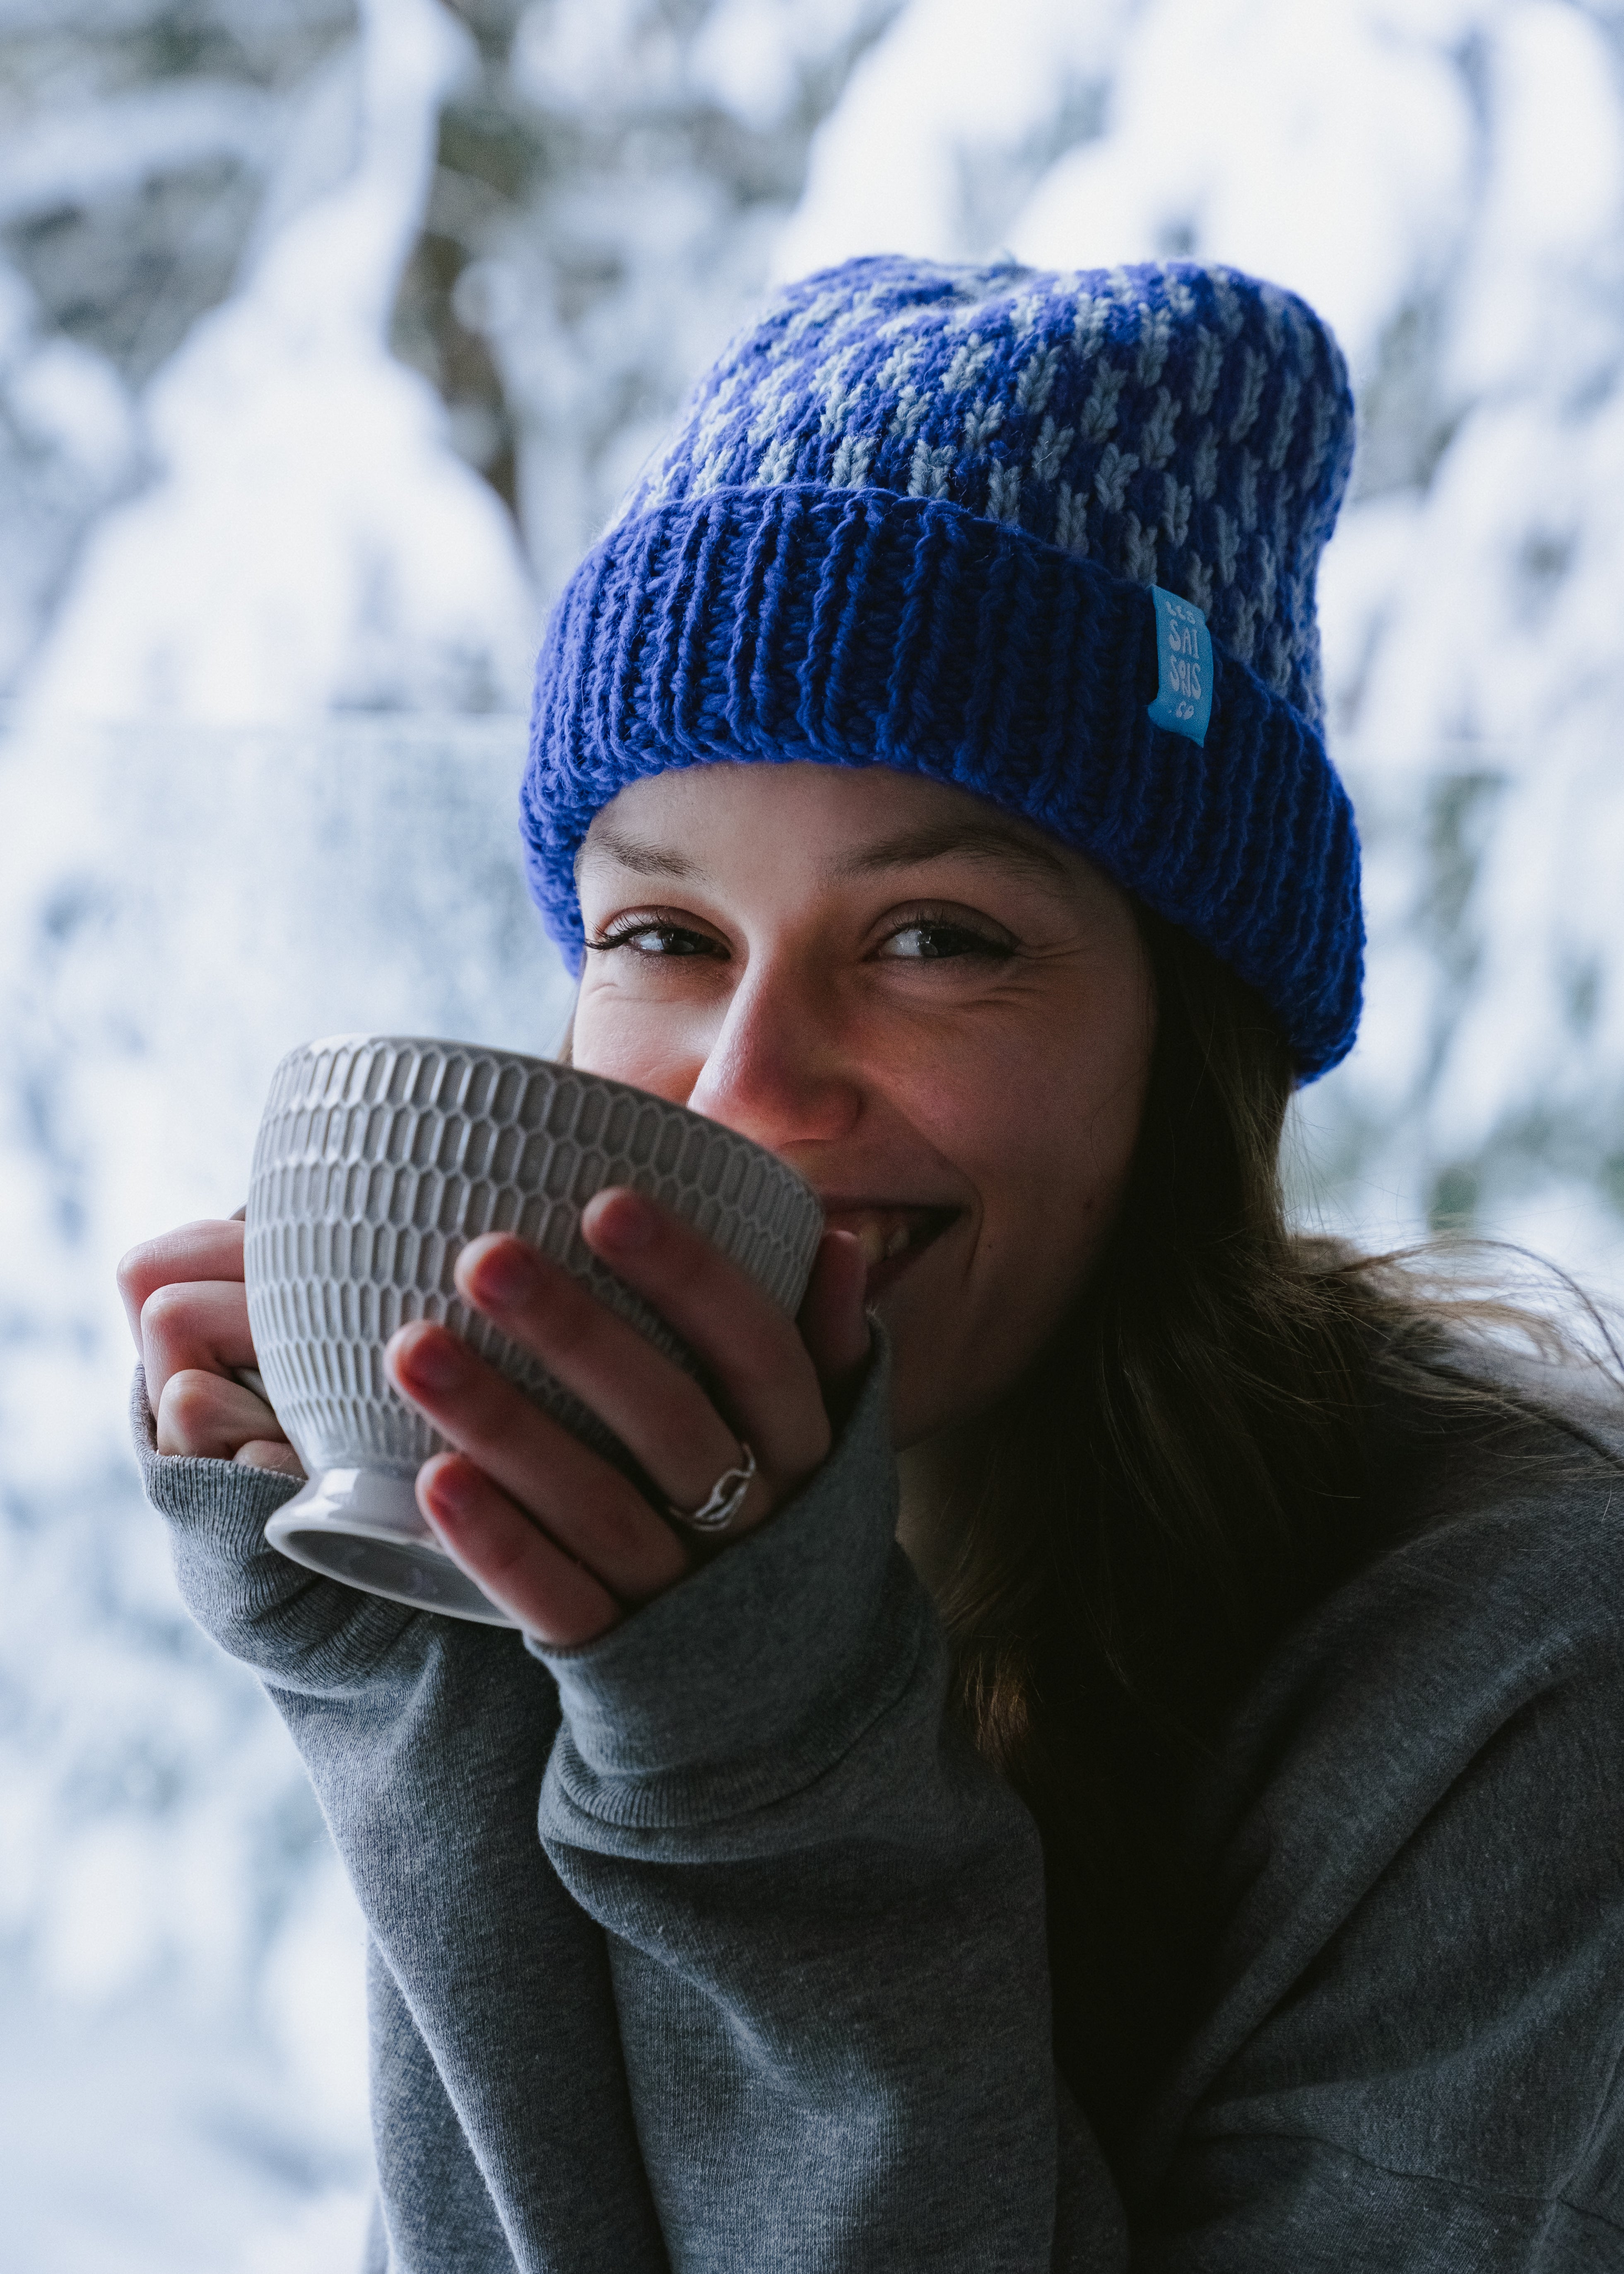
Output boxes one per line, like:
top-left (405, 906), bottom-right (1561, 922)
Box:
top-left (529, 1338), bottom-right (1130, 2274)
top-left (131, 1368), bottom-right (668, 2274)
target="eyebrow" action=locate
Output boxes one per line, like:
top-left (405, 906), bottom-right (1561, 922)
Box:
top-left (576, 828), bottom-right (702, 881)
top-left (829, 818), bottom-right (1072, 888)
top-left (578, 814), bottom-right (1072, 890)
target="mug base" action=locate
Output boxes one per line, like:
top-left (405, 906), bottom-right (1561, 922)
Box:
top-left (265, 1469), bottom-right (518, 1628)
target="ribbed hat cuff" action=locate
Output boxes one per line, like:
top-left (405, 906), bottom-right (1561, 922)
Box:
top-left (523, 485), bottom-right (1362, 1079)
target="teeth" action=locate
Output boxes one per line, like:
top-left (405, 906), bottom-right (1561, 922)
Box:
top-left (845, 1213), bottom-right (925, 1268)
top-left (853, 1221), bottom-right (889, 1268)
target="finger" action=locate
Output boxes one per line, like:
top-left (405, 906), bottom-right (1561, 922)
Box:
top-left (234, 1438), bottom-right (308, 1478)
top-left (417, 1453), bottom-right (622, 1647)
top-left (118, 1219), bottom-right (246, 1349)
top-left (385, 1323), bottom-right (689, 1602)
top-left (579, 1189), bottom-right (830, 1485)
top-left (455, 1235), bottom-right (766, 1519)
top-left (157, 1368), bottom-right (287, 1460)
top-left (797, 1231), bottom-right (872, 1408)
top-left (140, 1278), bottom-right (260, 1415)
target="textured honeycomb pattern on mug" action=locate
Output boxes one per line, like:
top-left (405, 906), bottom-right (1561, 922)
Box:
top-left (245, 1037), bottom-right (824, 1479)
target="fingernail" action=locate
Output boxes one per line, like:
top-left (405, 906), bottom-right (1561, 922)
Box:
top-left (588, 1188), bottom-right (654, 1252)
top-left (471, 1239), bottom-right (538, 1307)
top-left (396, 1328), bottom-right (463, 1391)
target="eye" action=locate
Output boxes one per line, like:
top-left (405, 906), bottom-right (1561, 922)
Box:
top-left (586, 917), bottom-right (727, 960)
top-left (875, 916), bottom-right (1014, 963)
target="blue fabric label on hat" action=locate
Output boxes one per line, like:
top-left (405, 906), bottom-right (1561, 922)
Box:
top-left (1147, 586), bottom-right (1213, 747)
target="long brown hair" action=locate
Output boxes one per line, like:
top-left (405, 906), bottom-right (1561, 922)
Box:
top-left (931, 908), bottom-right (1619, 2161)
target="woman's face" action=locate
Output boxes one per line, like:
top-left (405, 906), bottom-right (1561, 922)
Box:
top-left (572, 762), bottom-right (1155, 1448)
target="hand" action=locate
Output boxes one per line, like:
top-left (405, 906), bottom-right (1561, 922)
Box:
top-left (116, 1218), bottom-right (305, 1476)
top-left (384, 1188), bottom-right (870, 1647)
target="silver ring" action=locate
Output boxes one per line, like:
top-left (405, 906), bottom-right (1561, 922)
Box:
top-left (667, 1441), bottom-right (757, 1535)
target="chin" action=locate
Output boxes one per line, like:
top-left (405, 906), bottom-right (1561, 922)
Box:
top-left (872, 1311), bottom-right (968, 1450)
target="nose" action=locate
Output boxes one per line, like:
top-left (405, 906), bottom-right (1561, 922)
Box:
top-left (686, 957), bottom-right (863, 1151)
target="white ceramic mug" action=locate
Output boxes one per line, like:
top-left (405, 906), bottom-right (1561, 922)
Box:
top-left (245, 1035), bottom-right (824, 1625)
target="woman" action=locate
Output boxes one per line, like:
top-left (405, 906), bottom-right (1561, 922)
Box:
top-left (120, 257), bottom-right (1624, 2270)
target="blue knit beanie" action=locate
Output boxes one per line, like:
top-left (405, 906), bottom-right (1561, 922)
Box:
top-left (521, 254), bottom-right (1362, 1078)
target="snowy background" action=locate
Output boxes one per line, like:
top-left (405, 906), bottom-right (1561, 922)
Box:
top-left (4, 0), bottom-right (1624, 2266)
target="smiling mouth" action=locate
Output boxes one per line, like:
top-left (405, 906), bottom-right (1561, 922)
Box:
top-left (820, 1202), bottom-right (960, 1288)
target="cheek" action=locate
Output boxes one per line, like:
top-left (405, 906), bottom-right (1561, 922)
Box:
top-left (896, 998), bottom-right (1149, 1244)
top-left (882, 1007), bottom-right (1149, 1438)
top-left (570, 980), bottom-right (708, 1100)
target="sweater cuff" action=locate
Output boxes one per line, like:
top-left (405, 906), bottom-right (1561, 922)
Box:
top-left (131, 1362), bottom-right (304, 1537)
top-left (131, 1364), bottom-right (420, 1688)
top-left (530, 1330), bottom-right (932, 1824)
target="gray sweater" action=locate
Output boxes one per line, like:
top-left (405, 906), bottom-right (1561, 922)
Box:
top-left (132, 1342), bottom-right (1624, 2271)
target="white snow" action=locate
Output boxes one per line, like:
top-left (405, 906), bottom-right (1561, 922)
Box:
top-left (0, 80), bottom-right (277, 222)
top-left (774, 0), bottom-right (1138, 276)
top-left (19, 0), bottom-right (537, 725)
